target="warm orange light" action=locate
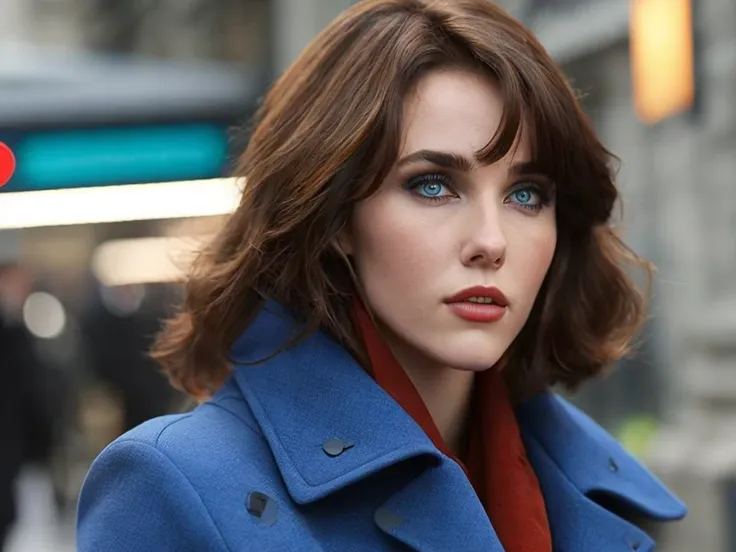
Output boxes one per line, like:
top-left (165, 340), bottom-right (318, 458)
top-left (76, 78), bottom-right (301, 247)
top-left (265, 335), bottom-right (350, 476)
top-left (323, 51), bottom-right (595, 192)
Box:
top-left (630, 0), bottom-right (695, 124)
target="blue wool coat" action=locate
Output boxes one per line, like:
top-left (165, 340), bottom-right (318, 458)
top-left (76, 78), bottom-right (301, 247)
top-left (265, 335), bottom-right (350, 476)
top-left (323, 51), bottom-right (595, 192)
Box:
top-left (77, 301), bottom-right (686, 551)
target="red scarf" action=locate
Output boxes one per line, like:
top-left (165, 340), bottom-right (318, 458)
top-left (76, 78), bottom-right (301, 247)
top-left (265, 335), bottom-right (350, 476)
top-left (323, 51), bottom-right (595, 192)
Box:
top-left (355, 304), bottom-right (552, 552)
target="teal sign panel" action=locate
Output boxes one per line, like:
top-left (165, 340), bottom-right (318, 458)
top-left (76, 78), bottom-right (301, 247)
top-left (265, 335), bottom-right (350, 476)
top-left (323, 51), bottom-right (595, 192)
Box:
top-left (0, 122), bottom-right (230, 192)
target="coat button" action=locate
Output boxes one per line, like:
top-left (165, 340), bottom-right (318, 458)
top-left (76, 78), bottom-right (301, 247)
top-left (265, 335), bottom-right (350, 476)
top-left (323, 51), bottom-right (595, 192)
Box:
top-left (609, 457), bottom-right (619, 472)
top-left (246, 491), bottom-right (278, 526)
top-left (322, 439), bottom-right (354, 457)
top-left (374, 507), bottom-right (404, 532)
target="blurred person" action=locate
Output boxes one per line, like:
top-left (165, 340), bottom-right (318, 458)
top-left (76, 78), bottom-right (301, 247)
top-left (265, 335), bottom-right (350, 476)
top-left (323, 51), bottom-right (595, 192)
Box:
top-left (0, 266), bottom-right (54, 548)
top-left (77, 1), bottom-right (687, 551)
top-left (80, 283), bottom-right (181, 434)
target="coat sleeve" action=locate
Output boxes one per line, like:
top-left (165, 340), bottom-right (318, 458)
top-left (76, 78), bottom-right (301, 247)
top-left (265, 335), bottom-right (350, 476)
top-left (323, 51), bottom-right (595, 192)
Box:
top-left (77, 439), bottom-right (231, 552)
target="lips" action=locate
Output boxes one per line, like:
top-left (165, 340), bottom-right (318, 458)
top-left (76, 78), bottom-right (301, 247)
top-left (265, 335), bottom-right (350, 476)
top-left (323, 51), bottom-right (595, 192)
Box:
top-left (444, 286), bottom-right (509, 323)
top-left (445, 286), bottom-right (509, 307)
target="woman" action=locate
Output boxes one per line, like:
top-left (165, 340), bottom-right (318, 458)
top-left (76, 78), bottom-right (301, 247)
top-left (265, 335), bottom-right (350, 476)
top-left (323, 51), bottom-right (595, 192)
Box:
top-left (77, 1), bottom-right (686, 550)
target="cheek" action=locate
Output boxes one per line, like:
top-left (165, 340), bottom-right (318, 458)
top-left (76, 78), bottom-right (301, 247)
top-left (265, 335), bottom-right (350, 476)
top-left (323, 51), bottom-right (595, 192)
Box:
top-left (350, 198), bottom-right (444, 290)
top-left (510, 222), bottom-right (557, 303)
top-left (348, 198), bottom-right (464, 342)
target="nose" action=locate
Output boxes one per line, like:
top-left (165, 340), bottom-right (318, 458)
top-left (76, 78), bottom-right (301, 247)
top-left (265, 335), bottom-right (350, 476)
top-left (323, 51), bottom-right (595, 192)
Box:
top-left (460, 202), bottom-right (507, 269)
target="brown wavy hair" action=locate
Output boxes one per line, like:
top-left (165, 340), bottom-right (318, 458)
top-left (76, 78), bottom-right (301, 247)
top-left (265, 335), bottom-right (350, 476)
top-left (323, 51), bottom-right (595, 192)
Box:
top-left (151, 0), bottom-right (652, 400)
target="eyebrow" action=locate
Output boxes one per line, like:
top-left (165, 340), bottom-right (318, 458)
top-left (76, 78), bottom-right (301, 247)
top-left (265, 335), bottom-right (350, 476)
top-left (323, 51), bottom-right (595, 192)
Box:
top-left (397, 149), bottom-right (549, 178)
top-left (397, 149), bottom-right (475, 172)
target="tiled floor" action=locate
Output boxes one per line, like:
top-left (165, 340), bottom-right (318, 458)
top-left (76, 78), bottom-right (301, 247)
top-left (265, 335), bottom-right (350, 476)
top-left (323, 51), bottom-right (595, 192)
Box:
top-left (4, 468), bottom-right (75, 552)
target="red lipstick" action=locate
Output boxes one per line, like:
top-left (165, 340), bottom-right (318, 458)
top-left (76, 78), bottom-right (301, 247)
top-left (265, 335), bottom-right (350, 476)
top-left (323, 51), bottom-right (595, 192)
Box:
top-left (444, 286), bottom-right (508, 323)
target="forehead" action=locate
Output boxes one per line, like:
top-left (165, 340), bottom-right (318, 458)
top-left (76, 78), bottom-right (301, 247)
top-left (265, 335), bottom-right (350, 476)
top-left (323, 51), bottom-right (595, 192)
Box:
top-left (400, 68), bottom-right (531, 162)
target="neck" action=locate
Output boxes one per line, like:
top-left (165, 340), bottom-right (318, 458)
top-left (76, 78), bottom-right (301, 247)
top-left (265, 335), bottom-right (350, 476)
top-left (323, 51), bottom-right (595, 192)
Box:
top-left (386, 337), bottom-right (476, 455)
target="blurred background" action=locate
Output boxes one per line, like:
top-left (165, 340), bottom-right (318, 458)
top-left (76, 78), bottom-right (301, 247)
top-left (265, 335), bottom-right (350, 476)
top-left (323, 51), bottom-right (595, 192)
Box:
top-left (0, 0), bottom-right (733, 550)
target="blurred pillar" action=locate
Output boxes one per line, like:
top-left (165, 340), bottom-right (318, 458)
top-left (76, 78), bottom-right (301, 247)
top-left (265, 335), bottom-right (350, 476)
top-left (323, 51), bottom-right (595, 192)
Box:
top-left (271, 0), bottom-right (354, 73)
top-left (649, 305), bottom-right (736, 552)
top-left (0, 0), bottom-right (25, 42)
top-left (0, 231), bottom-right (20, 267)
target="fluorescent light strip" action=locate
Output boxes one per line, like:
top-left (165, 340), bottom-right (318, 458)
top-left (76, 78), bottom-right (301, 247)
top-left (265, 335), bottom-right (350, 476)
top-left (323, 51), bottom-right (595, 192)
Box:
top-left (0, 178), bottom-right (241, 229)
top-left (92, 236), bottom-right (209, 286)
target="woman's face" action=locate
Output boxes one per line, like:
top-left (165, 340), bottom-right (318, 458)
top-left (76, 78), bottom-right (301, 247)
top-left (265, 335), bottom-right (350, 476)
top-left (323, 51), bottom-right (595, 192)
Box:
top-left (343, 69), bottom-right (557, 372)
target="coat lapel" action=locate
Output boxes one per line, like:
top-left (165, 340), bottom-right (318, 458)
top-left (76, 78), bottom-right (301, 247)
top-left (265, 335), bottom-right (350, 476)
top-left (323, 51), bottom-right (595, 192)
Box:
top-left (518, 394), bottom-right (687, 552)
top-left (375, 459), bottom-right (503, 552)
top-left (524, 432), bottom-right (655, 552)
top-left (517, 393), bottom-right (687, 520)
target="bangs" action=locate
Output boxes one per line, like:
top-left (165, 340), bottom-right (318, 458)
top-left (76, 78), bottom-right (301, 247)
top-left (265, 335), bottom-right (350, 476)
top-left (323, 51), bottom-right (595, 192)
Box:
top-left (468, 58), bottom-right (617, 230)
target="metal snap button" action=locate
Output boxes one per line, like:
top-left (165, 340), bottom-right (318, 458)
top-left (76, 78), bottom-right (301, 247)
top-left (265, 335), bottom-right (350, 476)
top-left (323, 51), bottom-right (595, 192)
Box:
top-left (246, 491), bottom-right (278, 526)
top-left (322, 439), bottom-right (355, 457)
top-left (374, 507), bottom-right (404, 532)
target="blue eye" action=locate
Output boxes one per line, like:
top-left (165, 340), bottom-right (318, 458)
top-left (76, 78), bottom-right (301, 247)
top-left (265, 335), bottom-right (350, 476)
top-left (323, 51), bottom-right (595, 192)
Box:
top-left (404, 174), bottom-right (455, 202)
top-left (512, 188), bottom-right (536, 204)
top-left (508, 186), bottom-right (546, 210)
top-left (419, 181), bottom-right (445, 197)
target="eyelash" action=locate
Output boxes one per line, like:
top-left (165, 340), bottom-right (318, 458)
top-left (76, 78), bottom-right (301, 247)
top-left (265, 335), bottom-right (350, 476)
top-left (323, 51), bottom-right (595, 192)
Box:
top-left (402, 172), bottom-right (554, 212)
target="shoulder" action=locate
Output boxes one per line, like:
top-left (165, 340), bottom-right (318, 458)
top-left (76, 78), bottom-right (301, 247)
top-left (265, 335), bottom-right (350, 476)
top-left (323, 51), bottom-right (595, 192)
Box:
top-left (95, 384), bottom-right (269, 481)
top-left (123, 384), bottom-right (266, 460)
top-left (77, 384), bottom-right (279, 552)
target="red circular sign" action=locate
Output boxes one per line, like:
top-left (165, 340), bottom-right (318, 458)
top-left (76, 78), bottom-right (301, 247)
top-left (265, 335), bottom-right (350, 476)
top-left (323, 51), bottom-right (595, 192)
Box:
top-left (0, 142), bottom-right (16, 187)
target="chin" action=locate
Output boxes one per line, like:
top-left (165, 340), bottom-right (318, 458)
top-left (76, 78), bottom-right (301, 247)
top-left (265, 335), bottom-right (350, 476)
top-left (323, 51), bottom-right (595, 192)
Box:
top-left (424, 342), bottom-right (506, 372)
top-left (450, 356), bottom-right (503, 372)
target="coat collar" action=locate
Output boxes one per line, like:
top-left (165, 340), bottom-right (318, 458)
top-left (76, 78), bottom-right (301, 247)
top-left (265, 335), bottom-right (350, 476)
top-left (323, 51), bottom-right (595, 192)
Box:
top-left (230, 300), bottom-right (440, 505)
top-left (517, 393), bottom-right (686, 521)
top-left (230, 300), bottom-right (685, 550)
